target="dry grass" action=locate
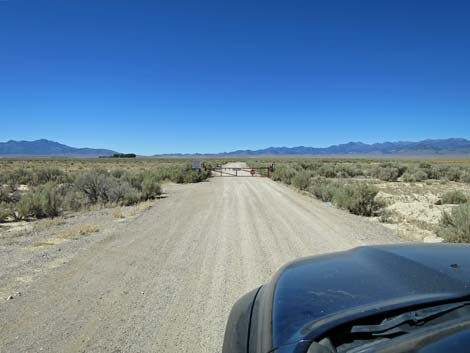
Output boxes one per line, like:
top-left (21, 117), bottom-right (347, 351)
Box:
top-left (33, 240), bottom-right (57, 247)
top-left (113, 209), bottom-right (125, 219)
top-left (129, 200), bottom-right (154, 217)
top-left (31, 225), bottom-right (99, 246)
top-left (57, 224), bottom-right (99, 239)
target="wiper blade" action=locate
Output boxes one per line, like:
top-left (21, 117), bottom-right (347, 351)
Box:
top-left (350, 301), bottom-right (469, 334)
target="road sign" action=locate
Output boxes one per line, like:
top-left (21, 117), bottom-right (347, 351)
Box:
top-left (250, 169), bottom-right (256, 176)
top-left (192, 160), bottom-right (202, 170)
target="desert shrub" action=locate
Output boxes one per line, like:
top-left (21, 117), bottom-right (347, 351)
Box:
top-left (31, 168), bottom-right (67, 186)
top-left (333, 183), bottom-right (380, 216)
top-left (414, 170), bottom-right (428, 182)
top-left (110, 169), bottom-right (126, 179)
top-left (163, 165), bottom-right (210, 184)
top-left (460, 172), bottom-right (470, 184)
top-left (0, 188), bottom-right (13, 203)
top-left (400, 172), bottom-right (415, 182)
top-left (108, 180), bottom-right (140, 204)
top-left (184, 169), bottom-right (210, 183)
top-left (308, 178), bottom-right (338, 202)
top-left (292, 171), bottom-right (311, 190)
top-left (122, 190), bottom-right (141, 206)
top-left (38, 182), bottom-right (62, 218)
top-left (425, 166), bottom-right (441, 179)
top-left (318, 164), bottom-right (336, 178)
top-left (437, 204), bottom-right (470, 243)
top-left (441, 190), bottom-right (468, 204)
top-left (7, 168), bottom-right (32, 185)
top-left (74, 170), bottom-right (127, 204)
top-left (62, 189), bottom-right (87, 211)
top-left (75, 170), bottom-right (105, 204)
top-left (445, 167), bottom-right (462, 182)
top-left (141, 174), bottom-right (162, 200)
top-left (371, 163), bottom-right (407, 182)
top-left (16, 182), bottom-right (62, 219)
top-left (0, 202), bottom-right (12, 222)
top-left (372, 166), bottom-right (400, 182)
top-left (401, 170), bottom-right (427, 182)
top-left (17, 192), bottom-right (43, 219)
top-left (173, 170), bottom-right (186, 183)
top-left (122, 171), bottom-right (145, 191)
top-left (272, 165), bottom-right (297, 184)
top-left (331, 163), bottom-right (363, 178)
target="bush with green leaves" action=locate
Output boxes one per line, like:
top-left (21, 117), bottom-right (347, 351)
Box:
top-left (0, 188), bottom-right (13, 203)
top-left (438, 204), bottom-right (470, 243)
top-left (122, 190), bottom-right (141, 206)
top-left (292, 171), bottom-right (311, 190)
top-left (31, 168), bottom-right (68, 186)
top-left (0, 202), bottom-right (12, 223)
top-left (308, 178), bottom-right (338, 202)
top-left (371, 163), bottom-right (407, 182)
top-left (372, 166), bottom-right (401, 182)
top-left (62, 188), bottom-right (87, 211)
top-left (184, 169), bottom-right (211, 183)
top-left (460, 172), bottom-right (470, 184)
top-left (39, 182), bottom-right (62, 218)
top-left (271, 165), bottom-right (298, 184)
top-left (333, 163), bottom-right (364, 178)
top-left (16, 182), bottom-right (62, 219)
top-left (333, 183), bottom-right (381, 216)
top-left (123, 171), bottom-right (145, 190)
top-left (401, 170), bottom-right (427, 182)
top-left (317, 164), bottom-right (336, 178)
top-left (16, 192), bottom-right (42, 219)
top-left (75, 170), bottom-right (106, 204)
top-left (141, 174), bottom-right (162, 200)
top-left (441, 190), bottom-right (468, 204)
top-left (0, 162), bottom-right (216, 222)
top-left (445, 167), bottom-right (462, 182)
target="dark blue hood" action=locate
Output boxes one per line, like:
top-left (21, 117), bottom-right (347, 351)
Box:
top-left (272, 244), bottom-right (470, 349)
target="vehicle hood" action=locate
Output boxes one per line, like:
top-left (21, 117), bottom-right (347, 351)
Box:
top-left (271, 243), bottom-right (470, 349)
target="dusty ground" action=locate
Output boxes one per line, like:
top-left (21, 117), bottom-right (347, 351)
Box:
top-left (372, 180), bottom-right (470, 242)
top-left (0, 163), bottom-right (401, 353)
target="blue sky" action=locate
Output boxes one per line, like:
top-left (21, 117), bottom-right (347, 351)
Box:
top-left (1, 0), bottom-right (469, 154)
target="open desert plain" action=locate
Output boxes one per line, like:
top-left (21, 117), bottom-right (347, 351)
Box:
top-left (0, 161), bottom-right (406, 353)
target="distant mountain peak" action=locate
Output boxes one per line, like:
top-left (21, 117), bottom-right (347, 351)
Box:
top-left (0, 139), bottom-right (118, 157)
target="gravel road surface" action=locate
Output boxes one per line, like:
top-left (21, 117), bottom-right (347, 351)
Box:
top-left (0, 163), bottom-right (401, 353)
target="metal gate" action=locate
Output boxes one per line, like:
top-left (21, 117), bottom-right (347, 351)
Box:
top-left (210, 166), bottom-right (273, 177)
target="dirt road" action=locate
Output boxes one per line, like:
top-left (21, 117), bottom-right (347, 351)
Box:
top-left (0, 163), bottom-right (401, 353)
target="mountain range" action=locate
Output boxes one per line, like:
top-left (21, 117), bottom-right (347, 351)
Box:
top-left (0, 139), bottom-right (117, 157)
top-left (1, 138), bottom-right (470, 157)
top-left (157, 138), bottom-right (470, 157)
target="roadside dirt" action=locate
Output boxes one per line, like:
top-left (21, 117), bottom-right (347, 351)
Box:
top-left (373, 180), bottom-right (470, 242)
top-left (0, 163), bottom-right (401, 353)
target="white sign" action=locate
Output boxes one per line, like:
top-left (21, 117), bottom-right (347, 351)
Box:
top-left (192, 160), bottom-right (202, 169)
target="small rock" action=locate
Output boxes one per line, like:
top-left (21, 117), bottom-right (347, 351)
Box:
top-left (141, 291), bottom-right (145, 295)
top-left (16, 292), bottom-right (21, 297)
top-left (57, 248), bottom-right (62, 252)
top-left (7, 295), bottom-right (14, 300)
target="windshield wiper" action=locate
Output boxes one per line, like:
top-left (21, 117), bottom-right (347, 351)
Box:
top-left (350, 301), bottom-right (469, 335)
